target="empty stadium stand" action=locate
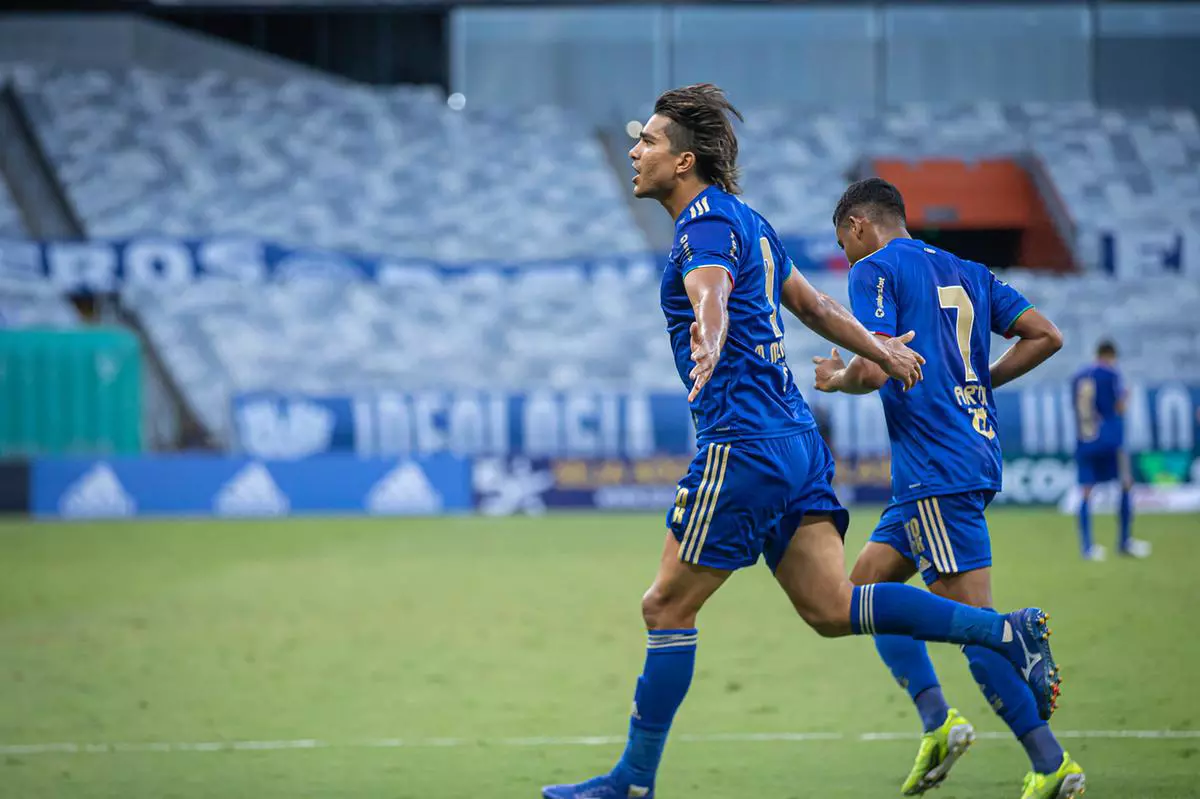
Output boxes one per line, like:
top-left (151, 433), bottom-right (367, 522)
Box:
top-left (11, 66), bottom-right (648, 261)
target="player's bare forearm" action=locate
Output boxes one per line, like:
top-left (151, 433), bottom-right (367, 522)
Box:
top-left (824, 356), bottom-right (888, 395)
top-left (782, 272), bottom-right (892, 365)
top-left (683, 267), bottom-right (732, 401)
top-left (685, 267), bottom-right (731, 353)
top-left (990, 308), bottom-right (1063, 388)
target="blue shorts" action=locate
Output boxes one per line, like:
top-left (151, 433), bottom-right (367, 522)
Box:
top-left (1076, 448), bottom-right (1125, 485)
top-left (870, 491), bottom-right (995, 586)
top-left (666, 429), bottom-right (849, 573)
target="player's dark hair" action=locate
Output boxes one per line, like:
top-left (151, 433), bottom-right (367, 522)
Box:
top-left (1097, 340), bottom-right (1118, 358)
top-left (832, 177), bottom-right (907, 228)
top-left (654, 83), bottom-right (744, 195)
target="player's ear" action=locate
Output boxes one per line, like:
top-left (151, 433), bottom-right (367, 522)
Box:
top-left (850, 216), bottom-right (867, 241)
top-left (675, 150), bottom-right (696, 177)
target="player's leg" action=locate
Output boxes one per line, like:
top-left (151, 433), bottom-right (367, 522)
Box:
top-left (545, 442), bottom-right (777, 799)
top-left (1116, 449), bottom-right (1150, 558)
top-left (1076, 452), bottom-right (1102, 560)
top-left (543, 532), bottom-right (729, 799)
top-left (768, 433), bottom-right (1056, 706)
top-left (771, 516), bottom-right (1061, 720)
top-left (919, 494), bottom-right (1081, 793)
top-left (1076, 453), bottom-right (1106, 561)
top-left (850, 534), bottom-right (951, 735)
top-left (932, 573), bottom-right (1070, 778)
top-left (618, 534), bottom-right (729, 787)
top-left (851, 537), bottom-right (974, 795)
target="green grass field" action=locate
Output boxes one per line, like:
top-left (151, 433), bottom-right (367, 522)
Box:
top-left (1, 509), bottom-right (1197, 799)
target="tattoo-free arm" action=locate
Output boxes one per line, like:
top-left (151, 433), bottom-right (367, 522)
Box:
top-left (990, 308), bottom-right (1063, 389)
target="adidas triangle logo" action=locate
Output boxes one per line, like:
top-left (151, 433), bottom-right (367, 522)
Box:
top-left (214, 462), bottom-right (289, 517)
top-left (366, 462), bottom-right (442, 515)
top-left (59, 463), bottom-right (136, 518)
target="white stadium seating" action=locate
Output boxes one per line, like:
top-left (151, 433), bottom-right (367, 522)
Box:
top-left (12, 67), bottom-right (648, 262)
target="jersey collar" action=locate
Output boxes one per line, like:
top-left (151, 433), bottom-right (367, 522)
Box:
top-left (674, 185), bottom-right (722, 226)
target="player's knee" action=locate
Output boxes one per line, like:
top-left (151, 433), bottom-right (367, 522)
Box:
top-left (803, 609), bottom-right (851, 638)
top-left (793, 586), bottom-right (854, 638)
top-left (641, 585), bottom-right (695, 631)
top-left (806, 613), bottom-right (849, 638)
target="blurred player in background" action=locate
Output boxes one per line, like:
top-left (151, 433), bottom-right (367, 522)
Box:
top-left (812, 179), bottom-right (1084, 799)
top-left (1073, 340), bottom-right (1151, 560)
top-left (543, 87), bottom-right (1064, 799)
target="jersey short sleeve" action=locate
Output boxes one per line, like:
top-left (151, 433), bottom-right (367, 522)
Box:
top-left (989, 272), bottom-right (1034, 336)
top-left (847, 259), bottom-right (898, 337)
top-left (677, 216), bottom-right (738, 283)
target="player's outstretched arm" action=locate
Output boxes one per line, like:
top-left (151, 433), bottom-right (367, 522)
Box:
top-left (990, 308), bottom-right (1063, 388)
top-left (684, 266), bottom-right (732, 402)
top-left (811, 346), bottom-right (890, 394)
top-left (781, 270), bottom-right (924, 391)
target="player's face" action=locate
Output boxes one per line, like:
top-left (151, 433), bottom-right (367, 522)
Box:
top-left (629, 114), bottom-right (683, 199)
top-left (836, 217), bottom-right (875, 265)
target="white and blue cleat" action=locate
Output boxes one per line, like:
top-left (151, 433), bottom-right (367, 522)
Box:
top-left (542, 773), bottom-right (653, 799)
top-left (1004, 607), bottom-right (1062, 720)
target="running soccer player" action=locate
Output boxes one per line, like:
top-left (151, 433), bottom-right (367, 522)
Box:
top-left (542, 87), bottom-right (1063, 799)
top-left (812, 178), bottom-right (1083, 799)
top-left (1073, 340), bottom-right (1150, 560)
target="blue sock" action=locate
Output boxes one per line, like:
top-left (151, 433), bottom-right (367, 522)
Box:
top-left (1078, 495), bottom-right (1093, 555)
top-left (1021, 725), bottom-right (1066, 774)
top-left (851, 584), bottom-right (1007, 647)
top-left (1118, 488), bottom-right (1133, 550)
top-left (613, 629), bottom-right (697, 786)
top-left (965, 637), bottom-right (1063, 773)
top-left (875, 635), bottom-right (947, 731)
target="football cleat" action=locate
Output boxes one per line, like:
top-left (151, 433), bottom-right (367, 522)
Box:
top-left (1119, 538), bottom-right (1152, 559)
top-left (1020, 752), bottom-right (1086, 799)
top-left (901, 708), bottom-right (976, 795)
top-left (542, 773), bottom-right (653, 799)
top-left (1003, 608), bottom-right (1062, 720)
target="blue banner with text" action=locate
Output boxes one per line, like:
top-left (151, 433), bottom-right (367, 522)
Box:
top-left (232, 384), bottom-right (1200, 461)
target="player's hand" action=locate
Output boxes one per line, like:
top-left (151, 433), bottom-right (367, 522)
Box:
top-left (688, 321), bottom-right (719, 402)
top-left (811, 347), bottom-right (846, 393)
top-left (881, 330), bottom-right (925, 391)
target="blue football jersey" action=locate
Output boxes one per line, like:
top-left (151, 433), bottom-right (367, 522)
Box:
top-left (847, 239), bottom-right (1033, 502)
top-left (1072, 363), bottom-right (1124, 452)
top-left (660, 186), bottom-right (816, 443)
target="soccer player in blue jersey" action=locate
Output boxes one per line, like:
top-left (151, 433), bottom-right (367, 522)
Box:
top-left (1072, 340), bottom-right (1151, 561)
top-left (542, 86), bottom-right (1063, 799)
top-left (812, 178), bottom-right (1084, 799)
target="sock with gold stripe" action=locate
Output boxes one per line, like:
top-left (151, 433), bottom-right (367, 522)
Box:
top-left (612, 629), bottom-right (697, 786)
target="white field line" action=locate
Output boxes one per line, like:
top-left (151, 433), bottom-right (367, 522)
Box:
top-left (1, 729), bottom-right (1198, 756)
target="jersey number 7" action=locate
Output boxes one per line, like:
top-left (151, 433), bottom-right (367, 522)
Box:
top-left (938, 285), bottom-right (995, 440)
